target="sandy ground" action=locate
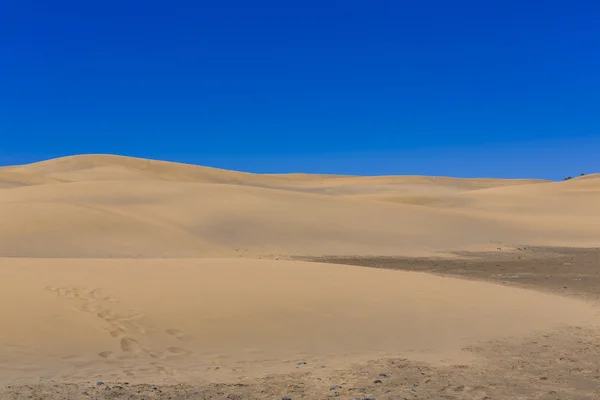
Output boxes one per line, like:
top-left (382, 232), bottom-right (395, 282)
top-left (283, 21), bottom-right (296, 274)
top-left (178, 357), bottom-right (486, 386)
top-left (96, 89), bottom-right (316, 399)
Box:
top-left (1, 155), bottom-right (600, 399)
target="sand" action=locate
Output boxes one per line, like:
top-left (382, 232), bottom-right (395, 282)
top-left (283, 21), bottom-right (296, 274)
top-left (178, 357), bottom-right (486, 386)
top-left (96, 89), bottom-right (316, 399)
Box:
top-left (1, 155), bottom-right (599, 259)
top-left (1, 155), bottom-right (600, 399)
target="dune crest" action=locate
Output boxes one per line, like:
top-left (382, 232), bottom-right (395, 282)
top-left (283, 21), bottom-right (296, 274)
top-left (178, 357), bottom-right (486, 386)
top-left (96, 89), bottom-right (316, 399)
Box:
top-left (2, 154), bottom-right (547, 187)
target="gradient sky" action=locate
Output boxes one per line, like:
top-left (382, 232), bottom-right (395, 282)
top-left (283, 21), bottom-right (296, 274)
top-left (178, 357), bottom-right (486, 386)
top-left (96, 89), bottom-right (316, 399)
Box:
top-left (1, 1), bottom-right (598, 179)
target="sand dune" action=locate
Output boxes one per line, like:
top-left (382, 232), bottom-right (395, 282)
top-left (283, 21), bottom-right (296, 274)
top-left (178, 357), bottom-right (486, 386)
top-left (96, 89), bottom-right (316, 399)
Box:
top-left (1, 155), bottom-right (600, 391)
top-left (0, 179), bottom-right (594, 258)
top-left (346, 175), bottom-right (600, 246)
top-left (0, 180), bottom-right (502, 257)
top-left (0, 154), bottom-right (598, 257)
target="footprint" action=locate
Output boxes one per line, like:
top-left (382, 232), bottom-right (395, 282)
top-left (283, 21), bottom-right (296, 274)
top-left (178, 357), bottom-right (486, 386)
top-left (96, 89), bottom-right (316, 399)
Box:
top-left (98, 351), bottom-right (115, 360)
top-left (116, 310), bottom-right (144, 321)
top-left (99, 310), bottom-right (143, 323)
top-left (109, 328), bottom-right (126, 338)
top-left (120, 337), bottom-right (142, 354)
top-left (80, 303), bottom-right (101, 313)
top-left (154, 364), bottom-right (167, 372)
top-left (130, 322), bottom-right (148, 335)
top-left (165, 347), bottom-right (192, 359)
top-left (166, 329), bottom-right (193, 342)
top-left (150, 362), bottom-right (176, 376)
top-left (97, 310), bottom-right (117, 320)
top-left (153, 346), bottom-right (193, 360)
top-left (86, 289), bottom-right (102, 299)
top-left (57, 288), bottom-right (76, 298)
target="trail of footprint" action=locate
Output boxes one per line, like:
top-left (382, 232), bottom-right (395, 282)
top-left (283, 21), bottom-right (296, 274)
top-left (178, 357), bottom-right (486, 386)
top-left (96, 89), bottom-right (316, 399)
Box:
top-left (47, 287), bottom-right (108, 315)
top-left (47, 286), bottom-right (113, 302)
top-left (46, 286), bottom-right (159, 360)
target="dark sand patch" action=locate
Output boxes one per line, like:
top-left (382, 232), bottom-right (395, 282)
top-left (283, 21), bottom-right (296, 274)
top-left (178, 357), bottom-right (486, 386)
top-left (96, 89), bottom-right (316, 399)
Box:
top-left (300, 246), bottom-right (600, 300)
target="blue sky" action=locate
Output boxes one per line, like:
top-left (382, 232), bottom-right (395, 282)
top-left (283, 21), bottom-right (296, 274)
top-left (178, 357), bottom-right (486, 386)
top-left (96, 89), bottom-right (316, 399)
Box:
top-left (1, 1), bottom-right (598, 179)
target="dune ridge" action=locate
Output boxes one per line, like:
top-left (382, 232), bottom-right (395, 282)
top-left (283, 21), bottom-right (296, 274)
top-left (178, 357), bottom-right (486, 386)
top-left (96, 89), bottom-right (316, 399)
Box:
top-left (2, 154), bottom-right (547, 187)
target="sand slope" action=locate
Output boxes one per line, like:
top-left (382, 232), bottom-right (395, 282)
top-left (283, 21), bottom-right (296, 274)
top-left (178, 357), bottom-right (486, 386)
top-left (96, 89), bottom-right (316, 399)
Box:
top-left (0, 180), bottom-right (531, 258)
top-left (1, 258), bottom-right (598, 386)
top-left (0, 155), bottom-right (598, 257)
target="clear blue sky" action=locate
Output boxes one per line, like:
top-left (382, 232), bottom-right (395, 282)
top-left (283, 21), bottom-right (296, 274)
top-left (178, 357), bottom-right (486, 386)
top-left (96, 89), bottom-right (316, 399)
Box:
top-left (1, 1), bottom-right (598, 179)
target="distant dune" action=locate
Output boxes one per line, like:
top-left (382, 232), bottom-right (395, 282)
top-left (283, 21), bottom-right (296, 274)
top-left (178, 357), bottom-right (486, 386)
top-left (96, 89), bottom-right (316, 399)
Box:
top-left (1, 154), bottom-right (599, 390)
top-left (0, 155), bottom-right (600, 257)
top-left (0, 154), bottom-right (598, 258)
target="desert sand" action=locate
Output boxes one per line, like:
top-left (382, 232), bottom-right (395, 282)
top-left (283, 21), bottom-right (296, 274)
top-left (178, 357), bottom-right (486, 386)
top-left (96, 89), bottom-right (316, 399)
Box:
top-left (1, 155), bottom-right (600, 399)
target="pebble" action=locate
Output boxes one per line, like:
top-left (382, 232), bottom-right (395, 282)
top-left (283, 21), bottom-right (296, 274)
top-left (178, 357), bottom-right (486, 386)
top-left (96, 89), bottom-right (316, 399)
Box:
top-left (151, 385), bottom-right (158, 390)
top-left (104, 386), bottom-right (111, 391)
top-left (112, 385), bottom-right (123, 389)
top-left (282, 397), bottom-right (292, 400)
top-left (379, 373), bottom-right (388, 377)
top-left (296, 361), bottom-right (307, 365)
top-left (330, 385), bottom-right (341, 390)
top-left (96, 381), bottom-right (104, 386)
top-left (373, 379), bottom-right (383, 384)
